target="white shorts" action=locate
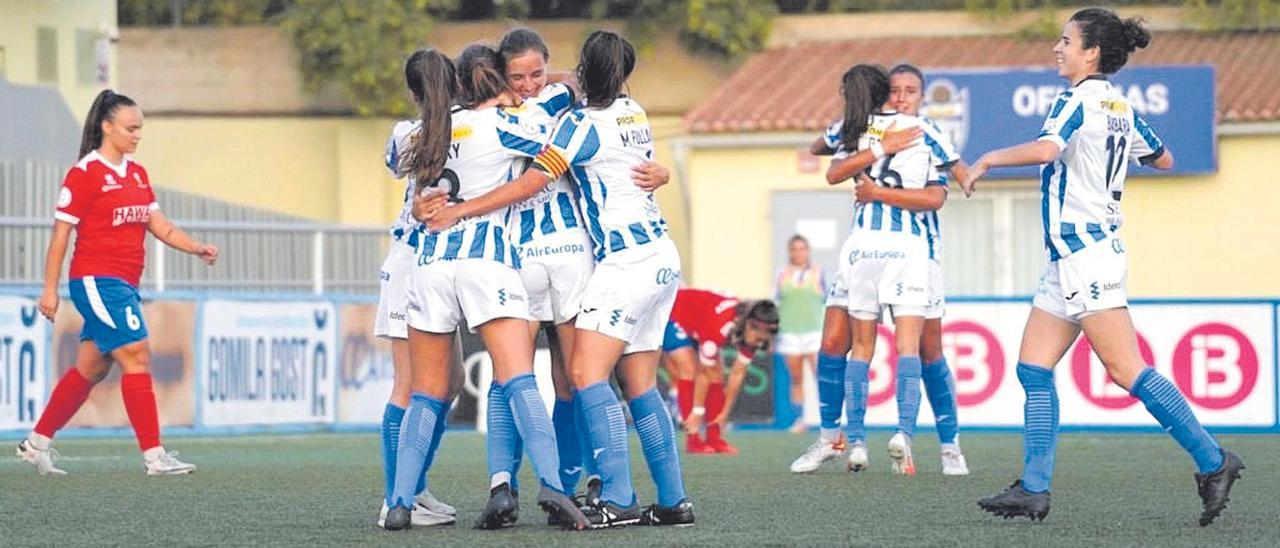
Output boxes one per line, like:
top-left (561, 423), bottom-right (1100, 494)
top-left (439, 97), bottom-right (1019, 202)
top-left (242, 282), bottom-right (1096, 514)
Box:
top-left (518, 229), bottom-right (595, 325)
top-left (1033, 237), bottom-right (1128, 323)
top-left (925, 258), bottom-right (946, 320)
top-left (405, 258), bottom-right (530, 333)
top-left (374, 242), bottom-right (414, 339)
top-left (776, 331), bottom-right (821, 356)
top-left (824, 235), bottom-right (856, 309)
top-left (576, 238), bottom-right (681, 354)
top-left (842, 232), bottom-right (929, 321)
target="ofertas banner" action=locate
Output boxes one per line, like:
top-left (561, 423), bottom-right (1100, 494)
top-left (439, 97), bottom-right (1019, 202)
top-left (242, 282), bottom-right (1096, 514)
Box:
top-left (199, 300), bottom-right (337, 426)
top-left (0, 296), bottom-right (48, 430)
top-left (851, 301), bottom-right (1275, 429)
top-left (922, 66), bottom-right (1215, 178)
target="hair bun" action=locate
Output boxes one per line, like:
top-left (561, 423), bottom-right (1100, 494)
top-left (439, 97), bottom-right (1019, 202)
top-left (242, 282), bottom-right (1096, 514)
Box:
top-left (1122, 17), bottom-right (1151, 52)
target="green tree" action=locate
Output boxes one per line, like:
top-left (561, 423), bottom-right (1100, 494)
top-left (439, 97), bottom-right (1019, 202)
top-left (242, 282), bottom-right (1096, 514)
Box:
top-left (619, 0), bottom-right (776, 57)
top-left (118, 0), bottom-right (292, 26)
top-left (279, 0), bottom-right (456, 117)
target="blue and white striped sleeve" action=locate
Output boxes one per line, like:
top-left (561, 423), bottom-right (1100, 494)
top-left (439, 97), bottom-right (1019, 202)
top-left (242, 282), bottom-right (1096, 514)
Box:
top-left (921, 120), bottom-right (960, 168)
top-left (495, 111), bottom-right (551, 159)
top-left (1036, 92), bottom-right (1085, 150)
top-left (1128, 112), bottom-right (1166, 165)
top-left (531, 83), bottom-right (575, 119)
top-left (384, 120), bottom-right (417, 178)
top-left (533, 112), bottom-right (600, 177)
top-left (822, 119), bottom-right (844, 151)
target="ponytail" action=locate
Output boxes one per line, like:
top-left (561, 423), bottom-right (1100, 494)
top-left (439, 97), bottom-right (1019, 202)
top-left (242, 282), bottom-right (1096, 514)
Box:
top-left (1071, 8), bottom-right (1152, 74)
top-left (78, 89), bottom-right (136, 159)
top-left (577, 30), bottom-right (635, 108)
top-left (456, 44), bottom-right (508, 108)
top-left (402, 49), bottom-right (458, 192)
top-left (838, 64), bottom-right (890, 152)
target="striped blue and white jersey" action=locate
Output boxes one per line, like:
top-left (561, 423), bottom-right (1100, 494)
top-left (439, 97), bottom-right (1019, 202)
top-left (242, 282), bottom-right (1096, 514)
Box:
top-left (417, 105), bottom-right (551, 268)
top-left (838, 112), bottom-right (947, 239)
top-left (824, 116), bottom-right (956, 257)
top-left (536, 97), bottom-right (667, 261)
top-left (383, 119), bottom-right (421, 248)
top-left (505, 83), bottom-right (585, 246)
top-left (1037, 76), bottom-right (1164, 261)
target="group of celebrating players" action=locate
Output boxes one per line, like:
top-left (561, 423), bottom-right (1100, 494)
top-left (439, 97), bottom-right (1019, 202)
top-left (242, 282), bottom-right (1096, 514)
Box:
top-left (16, 5), bottom-right (1244, 533)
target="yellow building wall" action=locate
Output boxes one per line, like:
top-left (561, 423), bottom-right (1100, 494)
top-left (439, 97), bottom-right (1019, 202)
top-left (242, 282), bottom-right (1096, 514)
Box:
top-left (133, 114), bottom-right (690, 239)
top-left (685, 133), bottom-right (1280, 299)
top-left (0, 0), bottom-right (118, 121)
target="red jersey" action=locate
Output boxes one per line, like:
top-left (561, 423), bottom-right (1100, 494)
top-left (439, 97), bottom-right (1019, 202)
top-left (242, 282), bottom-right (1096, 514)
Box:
top-left (670, 288), bottom-right (740, 365)
top-left (54, 151), bottom-right (157, 287)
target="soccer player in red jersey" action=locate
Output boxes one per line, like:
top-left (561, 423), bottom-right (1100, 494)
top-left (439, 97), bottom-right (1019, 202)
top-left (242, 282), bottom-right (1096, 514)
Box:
top-left (664, 289), bottom-right (778, 454)
top-left (17, 90), bottom-right (218, 476)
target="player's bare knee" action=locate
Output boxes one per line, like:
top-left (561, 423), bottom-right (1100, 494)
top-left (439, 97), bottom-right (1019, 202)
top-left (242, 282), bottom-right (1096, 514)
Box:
top-left (113, 341), bottom-right (151, 374)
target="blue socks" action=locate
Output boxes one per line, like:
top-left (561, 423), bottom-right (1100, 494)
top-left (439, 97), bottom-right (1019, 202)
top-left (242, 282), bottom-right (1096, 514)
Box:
top-left (574, 391), bottom-right (600, 479)
top-left (1017, 363), bottom-right (1059, 494)
top-left (1130, 367), bottom-right (1224, 474)
top-left (817, 353), bottom-right (847, 430)
top-left (381, 403), bottom-right (405, 501)
top-left (843, 360), bottom-right (869, 443)
top-left (577, 381), bottom-right (636, 507)
top-left (896, 356), bottom-right (923, 437)
top-left (388, 393), bottom-right (446, 508)
top-left (922, 358), bottom-right (959, 445)
top-left (552, 398), bottom-right (583, 493)
top-left (486, 382), bottom-right (522, 489)
top-left (504, 374), bottom-right (565, 494)
top-left (630, 387), bottom-right (687, 507)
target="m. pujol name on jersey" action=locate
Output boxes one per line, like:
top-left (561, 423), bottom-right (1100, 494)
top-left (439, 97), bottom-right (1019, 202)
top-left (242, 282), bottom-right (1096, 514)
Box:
top-left (112, 205), bottom-right (151, 227)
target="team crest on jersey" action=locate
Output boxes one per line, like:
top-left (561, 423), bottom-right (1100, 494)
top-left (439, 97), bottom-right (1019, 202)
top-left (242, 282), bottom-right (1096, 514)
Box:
top-left (133, 172), bottom-right (147, 187)
top-left (112, 205), bottom-right (151, 226)
top-left (101, 174), bottom-right (123, 192)
top-left (922, 78), bottom-right (969, 153)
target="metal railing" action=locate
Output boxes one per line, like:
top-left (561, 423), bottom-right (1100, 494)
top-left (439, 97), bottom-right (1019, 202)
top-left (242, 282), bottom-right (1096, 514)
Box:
top-left (0, 217), bottom-right (387, 295)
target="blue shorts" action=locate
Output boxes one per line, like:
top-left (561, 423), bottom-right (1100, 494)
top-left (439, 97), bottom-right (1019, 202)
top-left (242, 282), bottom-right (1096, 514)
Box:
top-left (69, 276), bottom-right (149, 353)
top-left (661, 320), bottom-right (694, 353)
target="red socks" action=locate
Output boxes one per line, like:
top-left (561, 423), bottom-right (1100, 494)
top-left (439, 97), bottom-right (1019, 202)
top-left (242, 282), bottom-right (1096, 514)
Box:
top-left (677, 379), bottom-right (694, 421)
top-left (706, 383), bottom-right (726, 441)
top-left (121, 373), bottom-right (161, 452)
top-left (33, 369), bottom-right (95, 438)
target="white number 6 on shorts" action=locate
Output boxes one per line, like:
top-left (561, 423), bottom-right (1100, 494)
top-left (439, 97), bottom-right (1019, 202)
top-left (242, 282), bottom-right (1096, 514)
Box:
top-left (125, 306), bottom-right (141, 331)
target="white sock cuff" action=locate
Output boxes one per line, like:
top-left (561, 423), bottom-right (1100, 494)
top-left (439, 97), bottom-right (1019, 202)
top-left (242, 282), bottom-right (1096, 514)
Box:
top-left (490, 471), bottom-right (512, 489)
top-left (27, 432), bottom-right (52, 450)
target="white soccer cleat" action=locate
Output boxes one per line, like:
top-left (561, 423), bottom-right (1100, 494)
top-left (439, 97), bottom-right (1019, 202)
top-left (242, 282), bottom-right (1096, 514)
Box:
top-left (790, 434), bottom-right (846, 474)
top-left (886, 433), bottom-right (916, 476)
top-left (416, 490), bottom-right (457, 516)
top-left (144, 448), bottom-right (196, 476)
top-left (379, 501), bottom-right (457, 527)
top-left (941, 446), bottom-right (970, 476)
top-left (845, 442), bottom-right (869, 473)
top-left (16, 439), bottom-right (67, 476)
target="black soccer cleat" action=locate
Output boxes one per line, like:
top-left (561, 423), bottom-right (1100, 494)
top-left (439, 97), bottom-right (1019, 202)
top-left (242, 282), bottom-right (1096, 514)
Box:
top-left (581, 499), bottom-right (643, 529)
top-left (1196, 450), bottom-right (1245, 527)
top-left (978, 480), bottom-right (1051, 521)
top-left (382, 505), bottom-right (412, 531)
top-left (474, 483), bottom-right (519, 530)
top-left (537, 486), bottom-right (589, 531)
top-left (640, 499), bottom-right (696, 527)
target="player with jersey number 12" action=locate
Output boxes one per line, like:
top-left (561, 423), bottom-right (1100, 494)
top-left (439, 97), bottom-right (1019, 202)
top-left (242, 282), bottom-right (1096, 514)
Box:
top-left (964, 8), bottom-right (1243, 526)
top-left (18, 89), bottom-right (218, 477)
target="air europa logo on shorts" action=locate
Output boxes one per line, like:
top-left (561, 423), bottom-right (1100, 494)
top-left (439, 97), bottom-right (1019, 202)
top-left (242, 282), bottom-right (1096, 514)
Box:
top-left (112, 205), bottom-right (151, 226)
top-left (655, 268), bottom-right (680, 285)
